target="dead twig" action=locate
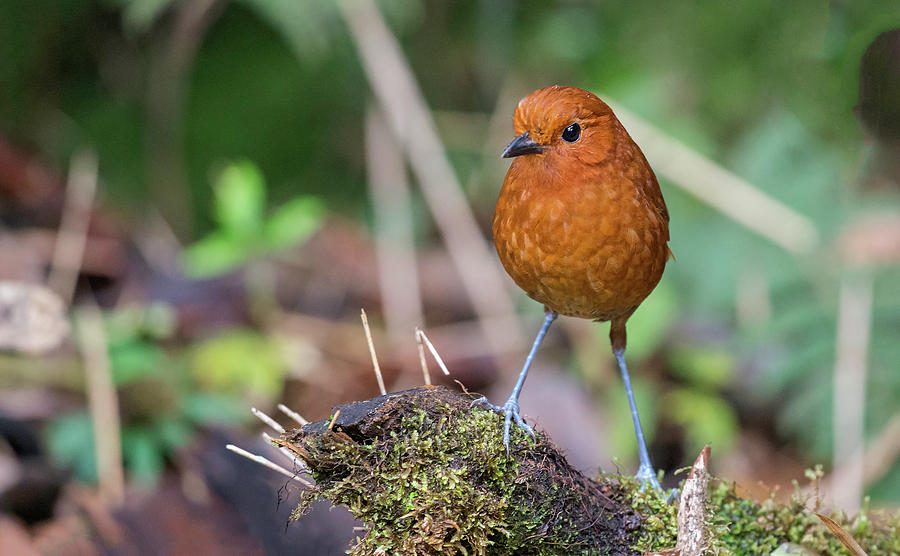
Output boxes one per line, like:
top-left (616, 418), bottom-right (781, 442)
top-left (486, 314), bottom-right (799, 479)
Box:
top-left (277, 403), bottom-right (309, 426)
top-left (416, 327), bottom-right (450, 378)
top-left (360, 309), bottom-right (387, 395)
top-left (225, 444), bottom-right (313, 487)
top-left (415, 326), bottom-right (431, 385)
top-left (251, 407), bottom-right (285, 434)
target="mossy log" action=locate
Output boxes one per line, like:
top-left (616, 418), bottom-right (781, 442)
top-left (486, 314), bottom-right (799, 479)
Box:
top-left (277, 386), bottom-right (900, 555)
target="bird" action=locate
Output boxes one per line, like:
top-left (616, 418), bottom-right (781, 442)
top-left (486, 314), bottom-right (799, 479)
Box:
top-left (476, 85), bottom-right (672, 490)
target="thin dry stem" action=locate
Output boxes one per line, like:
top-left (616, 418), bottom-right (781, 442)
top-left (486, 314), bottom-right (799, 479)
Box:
top-left (225, 444), bottom-right (313, 487)
top-left (328, 410), bottom-right (341, 432)
top-left (251, 407), bottom-right (285, 434)
top-left (262, 431), bottom-right (310, 472)
top-left (416, 328), bottom-right (450, 376)
top-left (415, 326), bottom-right (431, 385)
top-left (360, 309), bottom-right (387, 396)
top-left (277, 403), bottom-right (309, 426)
top-left (277, 311), bottom-right (528, 370)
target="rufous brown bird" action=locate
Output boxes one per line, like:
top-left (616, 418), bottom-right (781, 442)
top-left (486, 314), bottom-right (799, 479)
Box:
top-left (477, 85), bottom-right (672, 489)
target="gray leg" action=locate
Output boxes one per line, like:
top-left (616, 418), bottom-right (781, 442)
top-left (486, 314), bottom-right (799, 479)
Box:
top-left (613, 347), bottom-right (663, 490)
top-left (474, 310), bottom-right (558, 451)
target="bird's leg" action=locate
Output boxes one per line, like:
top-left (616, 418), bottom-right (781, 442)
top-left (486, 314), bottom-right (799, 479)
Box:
top-left (613, 347), bottom-right (663, 491)
top-left (473, 310), bottom-right (558, 451)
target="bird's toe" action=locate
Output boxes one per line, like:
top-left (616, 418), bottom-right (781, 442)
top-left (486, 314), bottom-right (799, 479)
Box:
top-left (635, 463), bottom-right (664, 492)
top-left (501, 399), bottom-right (535, 441)
top-left (470, 396), bottom-right (502, 413)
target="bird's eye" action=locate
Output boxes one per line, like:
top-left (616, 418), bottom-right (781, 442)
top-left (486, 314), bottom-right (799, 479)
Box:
top-left (561, 122), bottom-right (581, 143)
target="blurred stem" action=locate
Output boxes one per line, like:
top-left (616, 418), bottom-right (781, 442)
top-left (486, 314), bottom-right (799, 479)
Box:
top-left (861, 411), bottom-right (900, 488)
top-left (608, 100), bottom-right (820, 255)
top-left (145, 0), bottom-right (225, 240)
top-left (245, 258), bottom-right (280, 324)
top-left (335, 0), bottom-right (525, 360)
top-left (830, 272), bottom-right (873, 514)
top-left (48, 149), bottom-right (98, 307)
top-left (365, 105), bottom-right (424, 383)
top-left (77, 301), bottom-right (125, 505)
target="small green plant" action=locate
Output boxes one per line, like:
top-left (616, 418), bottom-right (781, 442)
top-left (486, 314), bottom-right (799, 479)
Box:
top-left (190, 327), bottom-right (290, 405)
top-left (181, 159), bottom-right (325, 278)
top-left (46, 304), bottom-right (248, 485)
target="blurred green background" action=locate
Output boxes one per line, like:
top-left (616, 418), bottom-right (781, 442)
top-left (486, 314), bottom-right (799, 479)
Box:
top-left (1, 0), bottom-right (899, 551)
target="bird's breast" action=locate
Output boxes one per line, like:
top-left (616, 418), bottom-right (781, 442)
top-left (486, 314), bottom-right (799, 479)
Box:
top-left (492, 159), bottom-right (669, 321)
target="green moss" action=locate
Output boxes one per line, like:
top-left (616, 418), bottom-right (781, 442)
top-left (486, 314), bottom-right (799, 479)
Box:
top-left (284, 387), bottom-right (900, 555)
top-left (288, 388), bottom-right (636, 555)
top-left (707, 480), bottom-right (900, 555)
top-left (600, 473), bottom-right (678, 552)
top-left (293, 401), bottom-right (551, 554)
top-left (607, 469), bottom-right (900, 555)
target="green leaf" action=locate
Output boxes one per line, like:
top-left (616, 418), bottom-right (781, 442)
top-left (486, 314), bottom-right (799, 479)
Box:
top-left (103, 306), bottom-right (145, 346)
top-left (123, 426), bottom-right (165, 485)
top-left (262, 195), bottom-right (325, 251)
top-left (183, 393), bottom-right (248, 425)
top-left (668, 344), bottom-right (736, 389)
top-left (190, 328), bottom-right (287, 403)
top-left (214, 160), bottom-right (266, 237)
top-left (154, 418), bottom-right (193, 452)
top-left (605, 377), bottom-right (658, 462)
top-left (663, 388), bottom-right (738, 455)
top-left (142, 302), bottom-right (177, 340)
top-left (613, 278), bottom-right (678, 360)
top-left (109, 341), bottom-right (165, 385)
top-left (181, 231), bottom-right (251, 278)
top-left (770, 542), bottom-right (821, 555)
top-left (45, 412), bottom-right (96, 483)
top-left (121, 0), bottom-right (176, 35)
top-left (236, 0), bottom-right (338, 65)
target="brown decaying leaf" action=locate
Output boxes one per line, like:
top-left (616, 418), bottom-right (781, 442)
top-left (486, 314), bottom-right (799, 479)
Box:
top-left (815, 513), bottom-right (868, 556)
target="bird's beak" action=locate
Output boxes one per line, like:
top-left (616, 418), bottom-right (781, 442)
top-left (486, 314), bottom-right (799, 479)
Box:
top-left (501, 132), bottom-right (544, 158)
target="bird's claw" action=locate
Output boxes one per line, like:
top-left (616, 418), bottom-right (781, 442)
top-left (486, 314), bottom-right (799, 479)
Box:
top-left (502, 399), bottom-right (535, 450)
top-left (665, 487), bottom-right (680, 504)
top-left (635, 463), bottom-right (677, 503)
top-left (635, 462), bottom-right (664, 492)
top-left (472, 396), bottom-right (534, 453)
top-left (470, 396), bottom-right (502, 413)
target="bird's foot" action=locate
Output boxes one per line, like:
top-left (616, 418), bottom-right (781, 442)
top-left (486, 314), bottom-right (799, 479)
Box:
top-left (471, 396), bottom-right (535, 452)
top-left (633, 463), bottom-right (678, 502)
top-left (635, 462), bottom-right (663, 492)
top-left (470, 396), bottom-right (502, 413)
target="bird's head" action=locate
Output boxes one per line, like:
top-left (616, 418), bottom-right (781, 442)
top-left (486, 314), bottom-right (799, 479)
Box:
top-left (501, 85), bottom-right (617, 162)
